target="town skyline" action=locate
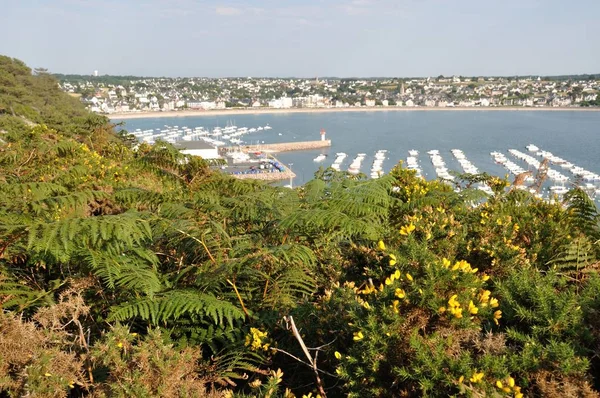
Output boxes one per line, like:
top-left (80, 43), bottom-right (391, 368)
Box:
top-left (2, 0), bottom-right (599, 77)
top-left (58, 73), bottom-right (599, 114)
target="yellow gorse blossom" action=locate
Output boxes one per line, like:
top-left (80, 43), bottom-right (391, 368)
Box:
top-left (406, 273), bottom-right (413, 281)
top-left (378, 240), bottom-right (386, 250)
top-left (442, 258), bottom-right (451, 269)
top-left (353, 331), bottom-right (364, 341)
top-left (385, 270), bottom-right (402, 285)
top-left (399, 223), bottom-right (416, 236)
top-left (493, 310), bottom-right (502, 325)
top-left (448, 294), bottom-right (463, 318)
top-left (469, 371), bottom-right (484, 383)
top-left (334, 351), bottom-right (342, 359)
top-left (478, 289), bottom-right (491, 306)
top-left (468, 300), bottom-right (478, 315)
top-left (489, 297), bottom-right (499, 308)
top-left (245, 327), bottom-right (270, 351)
top-left (395, 288), bottom-right (406, 299)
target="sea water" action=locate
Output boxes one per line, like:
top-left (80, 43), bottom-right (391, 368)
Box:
top-left (113, 110), bottom-right (600, 193)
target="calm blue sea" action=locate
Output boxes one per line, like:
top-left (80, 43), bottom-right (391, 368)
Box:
top-left (112, 110), bottom-right (600, 196)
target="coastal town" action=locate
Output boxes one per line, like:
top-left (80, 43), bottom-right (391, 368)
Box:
top-left (57, 74), bottom-right (600, 114)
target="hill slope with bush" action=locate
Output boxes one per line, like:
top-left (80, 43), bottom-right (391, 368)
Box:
top-left (1, 56), bottom-right (600, 397)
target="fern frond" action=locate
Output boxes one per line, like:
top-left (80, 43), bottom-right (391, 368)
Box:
top-left (564, 188), bottom-right (599, 240)
top-left (109, 290), bottom-right (245, 327)
top-left (548, 237), bottom-right (595, 275)
top-left (27, 211), bottom-right (152, 262)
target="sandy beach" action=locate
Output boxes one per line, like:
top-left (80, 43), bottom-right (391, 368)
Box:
top-left (108, 106), bottom-right (600, 120)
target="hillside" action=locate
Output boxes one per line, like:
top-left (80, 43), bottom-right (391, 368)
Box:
top-left (0, 55), bottom-right (106, 138)
top-left (1, 57), bottom-right (600, 397)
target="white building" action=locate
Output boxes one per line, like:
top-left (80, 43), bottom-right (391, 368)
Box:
top-left (175, 141), bottom-right (220, 159)
top-left (268, 97), bottom-right (293, 108)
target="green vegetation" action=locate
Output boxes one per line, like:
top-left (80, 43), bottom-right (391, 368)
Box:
top-left (2, 56), bottom-right (600, 397)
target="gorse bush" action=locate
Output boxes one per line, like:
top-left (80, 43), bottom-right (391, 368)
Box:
top-left (1, 55), bottom-right (600, 397)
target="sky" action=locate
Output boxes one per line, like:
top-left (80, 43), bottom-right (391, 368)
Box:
top-left (1, 0), bottom-right (599, 77)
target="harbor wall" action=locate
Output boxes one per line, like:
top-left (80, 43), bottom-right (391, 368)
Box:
top-left (232, 169), bottom-right (296, 181)
top-left (225, 140), bottom-right (331, 153)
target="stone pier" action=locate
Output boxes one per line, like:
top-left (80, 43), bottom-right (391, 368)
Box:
top-left (225, 140), bottom-right (331, 153)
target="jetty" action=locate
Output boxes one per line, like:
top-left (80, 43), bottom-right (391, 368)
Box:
top-left (224, 139), bottom-right (331, 153)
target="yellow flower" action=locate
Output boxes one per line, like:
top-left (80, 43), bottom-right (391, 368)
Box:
top-left (395, 288), bottom-right (406, 299)
top-left (334, 351), bottom-right (342, 359)
top-left (508, 376), bottom-right (515, 387)
top-left (515, 394), bottom-right (523, 398)
top-left (69, 381), bottom-right (75, 388)
top-left (468, 300), bottom-right (478, 315)
top-left (489, 297), bottom-right (499, 308)
top-left (448, 294), bottom-right (460, 307)
top-left (438, 306), bottom-right (446, 314)
top-left (117, 342), bottom-right (123, 348)
top-left (496, 380), bottom-right (503, 389)
top-left (378, 240), bottom-right (386, 250)
top-left (469, 372), bottom-right (484, 383)
top-left (452, 307), bottom-right (463, 318)
top-left (493, 310), bottom-right (502, 325)
top-left (353, 331), bottom-right (364, 341)
top-left (442, 258), bottom-right (451, 268)
top-left (479, 289), bottom-right (491, 304)
top-left (400, 223), bottom-right (416, 236)
top-left (458, 375), bottom-right (464, 384)
top-left (389, 259), bottom-right (397, 266)
top-left (385, 277), bottom-right (392, 285)
top-left (394, 269), bottom-right (401, 279)
top-left (406, 273), bottom-right (413, 281)
top-left (44, 373), bottom-right (52, 377)
top-left (392, 300), bottom-right (400, 314)
top-left (481, 273), bottom-right (490, 281)
top-left (389, 253), bottom-right (397, 261)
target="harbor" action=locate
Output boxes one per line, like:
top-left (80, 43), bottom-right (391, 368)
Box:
top-left (118, 111), bottom-right (600, 202)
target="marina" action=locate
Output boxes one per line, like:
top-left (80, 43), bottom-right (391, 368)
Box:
top-left (116, 110), bottom-right (600, 202)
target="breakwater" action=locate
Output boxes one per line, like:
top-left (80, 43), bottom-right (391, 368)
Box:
top-left (226, 140), bottom-right (331, 153)
top-left (232, 168), bottom-right (296, 181)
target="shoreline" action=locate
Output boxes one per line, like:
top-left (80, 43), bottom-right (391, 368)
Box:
top-left (108, 106), bottom-right (600, 120)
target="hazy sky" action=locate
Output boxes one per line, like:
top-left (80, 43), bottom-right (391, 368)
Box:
top-left (1, 0), bottom-right (598, 77)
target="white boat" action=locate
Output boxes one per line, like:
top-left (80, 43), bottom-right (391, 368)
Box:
top-left (313, 154), bottom-right (327, 162)
top-left (526, 144), bottom-right (539, 152)
top-left (264, 125), bottom-right (272, 130)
